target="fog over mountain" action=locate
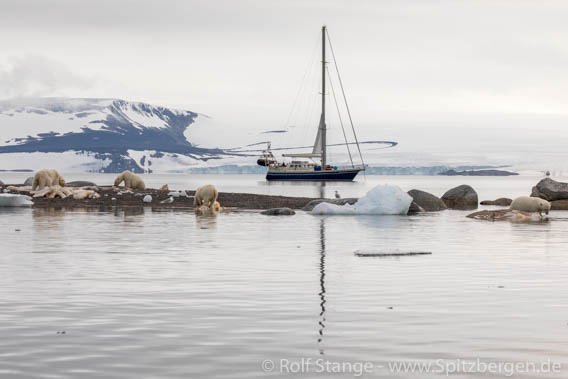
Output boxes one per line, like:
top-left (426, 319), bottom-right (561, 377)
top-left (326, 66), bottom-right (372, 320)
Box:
top-left (1, 1), bottom-right (568, 174)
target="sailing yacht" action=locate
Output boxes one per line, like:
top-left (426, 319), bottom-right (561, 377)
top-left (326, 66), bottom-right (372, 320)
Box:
top-left (257, 25), bottom-right (366, 181)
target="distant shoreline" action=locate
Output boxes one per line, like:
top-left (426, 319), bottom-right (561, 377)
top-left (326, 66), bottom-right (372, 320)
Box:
top-left (438, 169), bottom-right (519, 176)
top-left (0, 165), bottom-right (520, 176)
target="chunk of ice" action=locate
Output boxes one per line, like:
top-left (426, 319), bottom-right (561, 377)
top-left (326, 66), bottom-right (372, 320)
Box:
top-left (311, 184), bottom-right (412, 215)
top-left (0, 194), bottom-right (33, 207)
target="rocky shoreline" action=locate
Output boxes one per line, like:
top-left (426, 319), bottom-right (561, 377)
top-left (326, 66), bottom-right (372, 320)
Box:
top-left (0, 184), bottom-right (316, 211)
top-left (3, 177), bottom-right (568, 217)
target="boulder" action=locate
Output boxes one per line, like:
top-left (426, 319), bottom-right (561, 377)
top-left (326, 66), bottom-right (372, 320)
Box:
top-left (441, 184), bottom-right (478, 210)
top-left (261, 207), bottom-right (296, 216)
top-left (302, 198), bottom-right (358, 211)
top-left (23, 176), bottom-right (34, 186)
top-left (407, 189), bottom-right (447, 211)
top-left (0, 179), bottom-right (4, 186)
top-left (480, 198), bottom-right (512, 206)
top-left (531, 178), bottom-right (568, 201)
top-left (66, 180), bottom-right (97, 187)
top-left (551, 200), bottom-right (568, 210)
top-left (407, 201), bottom-right (425, 214)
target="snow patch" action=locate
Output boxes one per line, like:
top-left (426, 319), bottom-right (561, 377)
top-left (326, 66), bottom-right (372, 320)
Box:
top-left (311, 184), bottom-right (412, 215)
top-left (126, 150), bottom-right (213, 173)
top-left (114, 101), bottom-right (168, 129)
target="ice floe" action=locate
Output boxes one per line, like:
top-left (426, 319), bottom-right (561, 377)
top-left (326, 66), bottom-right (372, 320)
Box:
top-left (0, 194), bottom-right (33, 207)
top-left (311, 184), bottom-right (412, 215)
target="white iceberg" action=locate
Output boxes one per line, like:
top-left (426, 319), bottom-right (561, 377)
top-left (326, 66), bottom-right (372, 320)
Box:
top-left (0, 194), bottom-right (33, 207)
top-left (311, 184), bottom-right (412, 215)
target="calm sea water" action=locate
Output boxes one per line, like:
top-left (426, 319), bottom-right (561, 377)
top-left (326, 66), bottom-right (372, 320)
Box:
top-left (1, 174), bottom-right (567, 378)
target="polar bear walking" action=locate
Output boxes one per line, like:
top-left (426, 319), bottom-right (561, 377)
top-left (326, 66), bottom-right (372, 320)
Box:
top-left (193, 184), bottom-right (218, 209)
top-left (510, 196), bottom-right (550, 216)
top-left (32, 169), bottom-right (66, 191)
top-left (113, 170), bottom-right (146, 190)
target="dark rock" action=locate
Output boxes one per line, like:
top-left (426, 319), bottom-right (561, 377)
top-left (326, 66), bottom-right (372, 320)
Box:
top-left (302, 198), bottom-right (358, 212)
top-left (480, 198), bottom-right (512, 206)
top-left (407, 189), bottom-right (447, 211)
top-left (551, 200), bottom-right (568, 210)
top-left (407, 201), bottom-right (425, 214)
top-left (441, 184), bottom-right (478, 210)
top-left (260, 207), bottom-right (296, 216)
top-left (23, 176), bottom-right (34, 186)
top-left (354, 250), bottom-right (432, 257)
top-left (66, 180), bottom-right (97, 187)
top-left (531, 178), bottom-right (568, 201)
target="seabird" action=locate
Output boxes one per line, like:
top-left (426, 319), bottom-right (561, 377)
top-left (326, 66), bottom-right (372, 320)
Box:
top-left (160, 196), bottom-right (174, 204)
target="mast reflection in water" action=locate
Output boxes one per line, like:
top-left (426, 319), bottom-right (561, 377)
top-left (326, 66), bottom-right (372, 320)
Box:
top-left (317, 217), bottom-right (327, 355)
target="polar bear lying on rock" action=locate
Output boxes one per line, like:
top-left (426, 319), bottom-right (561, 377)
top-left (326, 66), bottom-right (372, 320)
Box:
top-left (114, 170), bottom-right (145, 190)
top-left (510, 196), bottom-right (550, 216)
top-left (32, 169), bottom-right (65, 191)
top-left (194, 184), bottom-right (218, 209)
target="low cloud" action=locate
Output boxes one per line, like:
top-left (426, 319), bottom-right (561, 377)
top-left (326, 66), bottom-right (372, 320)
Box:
top-left (0, 55), bottom-right (94, 99)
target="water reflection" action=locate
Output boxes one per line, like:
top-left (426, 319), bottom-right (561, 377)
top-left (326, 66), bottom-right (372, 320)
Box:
top-left (121, 206), bottom-right (145, 217)
top-left (32, 207), bottom-right (66, 218)
top-left (317, 218), bottom-right (327, 355)
top-left (32, 207), bottom-right (67, 236)
top-left (1, 200), bottom-right (568, 378)
top-left (318, 182), bottom-right (325, 199)
top-left (262, 178), bottom-right (361, 198)
top-left (195, 212), bottom-right (218, 230)
top-left (354, 214), bottom-right (412, 230)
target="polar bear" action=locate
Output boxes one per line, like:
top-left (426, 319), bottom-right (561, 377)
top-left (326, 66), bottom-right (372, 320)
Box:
top-left (213, 201), bottom-right (223, 212)
top-left (113, 170), bottom-right (145, 190)
top-left (195, 204), bottom-right (216, 215)
top-left (510, 196), bottom-right (551, 216)
top-left (193, 184), bottom-right (218, 209)
top-left (32, 169), bottom-right (65, 191)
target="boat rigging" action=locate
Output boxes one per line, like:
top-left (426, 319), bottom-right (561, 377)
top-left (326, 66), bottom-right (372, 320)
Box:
top-left (257, 25), bottom-right (366, 181)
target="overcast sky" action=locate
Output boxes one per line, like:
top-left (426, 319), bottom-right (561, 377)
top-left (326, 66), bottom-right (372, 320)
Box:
top-left (1, 0), bottom-right (567, 169)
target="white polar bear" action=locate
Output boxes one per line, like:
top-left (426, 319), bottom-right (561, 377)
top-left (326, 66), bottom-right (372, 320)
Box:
top-left (193, 184), bottom-right (218, 209)
top-left (510, 196), bottom-right (551, 216)
top-left (114, 170), bottom-right (146, 190)
top-left (32, 169), bottom-right (65, 191)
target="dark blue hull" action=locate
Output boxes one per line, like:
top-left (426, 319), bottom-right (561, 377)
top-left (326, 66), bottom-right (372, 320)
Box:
top-left (266, 169), bottom-right (361, 181)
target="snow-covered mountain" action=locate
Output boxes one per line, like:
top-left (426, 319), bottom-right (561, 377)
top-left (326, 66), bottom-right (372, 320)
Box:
top-left (0, 97), bottom-right (247, 173)
top-left (3, 97), bottom-right (534, 176)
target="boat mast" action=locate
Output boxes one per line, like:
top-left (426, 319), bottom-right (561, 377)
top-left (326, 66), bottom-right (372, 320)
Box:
top-left (321, 25), bottom-right (327, 168)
